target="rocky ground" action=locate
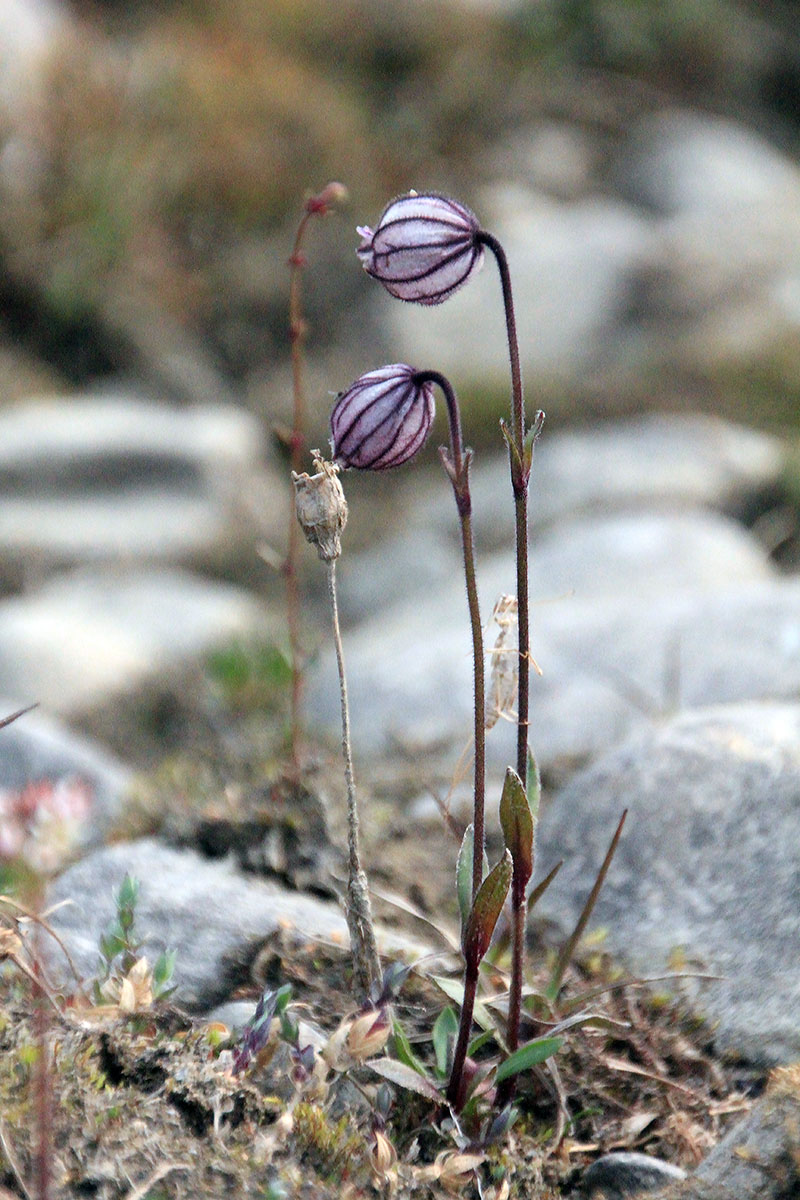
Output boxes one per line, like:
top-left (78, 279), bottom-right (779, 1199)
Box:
top-left (2, 2), bottom-right (800, 1197)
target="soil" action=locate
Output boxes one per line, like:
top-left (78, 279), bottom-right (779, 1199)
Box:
top-left (0, 734), bottom-right (760, 1200)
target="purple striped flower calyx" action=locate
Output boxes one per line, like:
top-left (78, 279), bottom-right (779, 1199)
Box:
top-left (330, 364), bottom-right (435, 471)
top-left (357, 192), bottom-right (484, 305)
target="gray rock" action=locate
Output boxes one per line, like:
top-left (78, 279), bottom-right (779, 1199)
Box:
top-left (46, 839), bottom-right (433, 1010)
top-left (0, 396), bottom-right (275, 583)
top-left (0, 0), bottom-right (65, 112)
top-left (689, 1067), bottom-right (800, 1198)
top-left (580, 1151), bottom-right (686, 1198)
top-left (0, 566), bottom-right (273, 716)
top-left (346, 415), bottom-right (782, 610)
top-left (618, 110), bottom-right (800, 216)
top-left (647, 1069), bottom-right (800, 1200)
top-left (0, 702), bottom-right (131, 865)
top-left (534, 703), bottom-right (800, 1066)
top-left (385, 183), bottom-right (651, 385)
top-left (311, 515), bottom-right (780, 771)
top-left (470, 414), bottom-right (783, 543)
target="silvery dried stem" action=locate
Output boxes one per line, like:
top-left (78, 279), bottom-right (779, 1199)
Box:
top-left (292, 454), bottom-right (381, 996)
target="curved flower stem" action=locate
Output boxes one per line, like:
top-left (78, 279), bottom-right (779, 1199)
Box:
top-left (477, 230), bottom-right (532, 1094)
top-left (326, 558), bottom-right (382, 997)
top-left (413, 370), bottom-right (485, 902)
top-left (476, 231), bottom-right (529, 783)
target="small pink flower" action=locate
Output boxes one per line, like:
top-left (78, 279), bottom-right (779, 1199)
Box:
top-left (330, 364), bottom-right (435, 470)
top-left (357, 192), bottom-right (484, 305)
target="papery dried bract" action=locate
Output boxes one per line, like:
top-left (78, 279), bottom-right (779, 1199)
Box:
top-left (330, 364), bottom-right (435, 470)
top-left (357, 192), bottom-right (484, 305)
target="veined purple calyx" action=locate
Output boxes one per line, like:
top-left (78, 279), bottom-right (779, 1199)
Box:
top-left (357, 192), bottom-right (484, 305)
top-left (330, 364), bottom-right (435, 470)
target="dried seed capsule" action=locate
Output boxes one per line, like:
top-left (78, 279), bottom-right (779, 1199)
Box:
top-left (357, 192), bottom-right (484, 305)
top-left (292, 453), bottom-right (348, 561)
top-left (330, 363), bottom-right (435, 470)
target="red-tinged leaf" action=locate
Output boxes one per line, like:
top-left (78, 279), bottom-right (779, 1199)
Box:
top-left (463, 850), bottom-right (512, 970)
top-left (499, 767), bottom-right (533, 887)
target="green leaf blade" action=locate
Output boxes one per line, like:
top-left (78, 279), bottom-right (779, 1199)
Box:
top-left (494, 1035), bottom-right (563, 1084)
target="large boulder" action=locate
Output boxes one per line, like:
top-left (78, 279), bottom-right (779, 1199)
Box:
top-left (534, 703), bottom-right (800, 1066)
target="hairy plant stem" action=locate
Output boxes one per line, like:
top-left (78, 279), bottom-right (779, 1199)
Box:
top-left (496, 876), bottom-right (526, 1109)
top-left (445, 961), bottom-right (479, 1111)
top-left (477, 231), bottom-right (529, 783)
top-left (413, 370), bottom-right (485, 900)
top-left (32, 910), bottom-right (52, 1200)
top-left (478, 230), bottom-right (531, 1091)
top-left (326, 559), bottom-right (381, 997)
top-left (286, 186), bottom-right (344, 768)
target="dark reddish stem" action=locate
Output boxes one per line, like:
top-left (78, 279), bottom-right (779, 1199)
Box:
top-left (476, 231), bottom-right (529, 782)
top-left (32, 893), bottom-right (53, 1200)
top-left (477, 229), bottom-right (530, 1096)
top-left (413, 370), bottom-right (485, 901)
top-left (445, 961), bottom-right (479, 1111)
top-left (286, 185), bottom-right (345, 768)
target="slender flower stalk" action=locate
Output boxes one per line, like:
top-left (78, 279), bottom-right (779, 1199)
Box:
top-left (356, 192), bottom-right (546, 1089)
top-left (330, 365), bottom-right (486, 899)
top-left (410, 369), bottom-right (486, 901)
top-left (285, 183), bottom-right (347, 768)
top-left (292, 453), bottom-right (381, 997)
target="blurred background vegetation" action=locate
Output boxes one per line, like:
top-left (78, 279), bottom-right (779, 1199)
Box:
top-left (2, 0), bottom-right (800, 434)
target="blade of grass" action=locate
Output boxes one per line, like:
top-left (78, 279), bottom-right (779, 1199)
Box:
top-left (546, 810), bottom-right (627, 1002)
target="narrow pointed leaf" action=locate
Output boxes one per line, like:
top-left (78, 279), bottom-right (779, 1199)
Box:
top-left (494, 1035), bottom-right (563, 1083)
top-left (546, 809), bottom-right (628, 1001)
top-left (526, 748), bottom-right (541, 823)
top-left (499, 767), bottom-right (533, 887)
top-left (431, 975), bottom-right (495, 1032)
top-left (456, 824), bottom-right (475, 929)
top-left (368, 1058), bottom-right (443, 1103)
top-left (463, 850), bottom-right (512, 969)
top-left (527, 859), bottom-right (563, 913)
top-left (432, 1006), bottom-right (459, 1076)
top-left (391, 1017), bottom-right (430, 1077)
top-left (467, 1029), bottom-right (496, 1057)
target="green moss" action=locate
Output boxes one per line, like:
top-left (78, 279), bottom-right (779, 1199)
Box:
top-left (292, 1101), bottom-right (366, 1183)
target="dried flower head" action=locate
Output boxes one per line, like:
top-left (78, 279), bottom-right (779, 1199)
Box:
top-left (370, 1128), bottom-right (398, 1183)
top-left (330, 364), bottom-right (435, 470)
top-left (101, 956), bottom-right (154, 1012)
top-left (292, 452), bottom-right (348, 561)
top-left (346, 1006), bottom-right (391, 1061)
top-left (357, 192), bottom-right (484, 305)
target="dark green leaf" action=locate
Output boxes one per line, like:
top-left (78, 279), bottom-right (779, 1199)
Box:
top-left (432, 1006), bottom-right (459, 1076)
top-left (494, 1036), bottom-right (563, 1083)
top-left (456, 824), bottom-right (474, 929)
top-left (526, 748), bottom-right (541, 823)
top-left (391, 1018), bottom-right (429, 1077)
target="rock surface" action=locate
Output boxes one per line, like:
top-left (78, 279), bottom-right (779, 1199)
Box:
top-left (0, 702), bottom-right (130, 866)
top-left (579, 1151), bottom-right (686, 1198)
top-left (46, 839), bottom-right (433, 1012)
top-left (0, 396), bottom-right (274, 585)
top-left (651, 1066), bottom-right (800, 1200)
top-left (534, 703), bottom-right (800, 1066)
top-left (0, 566), bottom-right (273, 716)
top-left (315, 515), bottom-right (789, 771)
